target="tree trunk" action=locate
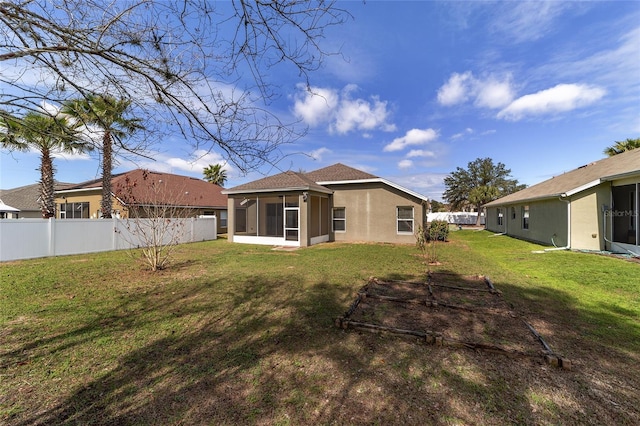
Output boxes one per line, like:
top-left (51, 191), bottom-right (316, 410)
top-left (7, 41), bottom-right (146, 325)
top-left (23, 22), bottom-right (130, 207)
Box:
top-left (101, 132), bottom-right (113, 218)
top-left (476, 204), bottom-right (483, 226)
top-left (40, 147), bottom-right (55, 218)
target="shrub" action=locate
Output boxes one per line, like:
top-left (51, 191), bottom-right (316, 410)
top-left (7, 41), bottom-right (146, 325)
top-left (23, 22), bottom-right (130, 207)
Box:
top-left (427, 220), bottom-right (449, 242)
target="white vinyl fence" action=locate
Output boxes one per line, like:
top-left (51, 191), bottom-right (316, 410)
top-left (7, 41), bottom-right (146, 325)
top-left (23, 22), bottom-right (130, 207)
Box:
top-left (0, 216), bottom-right (217, 262)
top-left (427, 212), bottom-right (485, 225)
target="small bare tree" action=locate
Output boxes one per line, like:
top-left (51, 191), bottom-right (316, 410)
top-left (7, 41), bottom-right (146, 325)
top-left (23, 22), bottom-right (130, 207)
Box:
top-left (115, 170), bottom-right (194, 271)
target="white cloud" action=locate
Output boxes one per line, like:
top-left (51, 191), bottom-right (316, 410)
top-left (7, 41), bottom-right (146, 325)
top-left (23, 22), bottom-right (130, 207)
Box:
top-left (497, 83), bottom-right (606, 121)
top-left (490, 2), bottom-right (580, 44)
top-left (437, 72), bottom-right (473, 106)
top-left (406, 149), bottom-right (436, 158)
top-left (293, 86), bottom-right (339, 126)
top-left (166, 150), bottom-right (230, 174)
top-left (451, 128), bottom-right (474, 140)
top-left (475, 78), bottom-right (514, 108)
top-left (398, 159), bottom-right (413, 170)
top-left (383, 128), bottom-right (438, 152)
top-left (437, 72), bottom-right (514, 108)
top-left (51, 150), bottom-right (92, 161)
top-left (309, 147), bottom-right (331, 161)
top-left (294, 84), bottom-right (396, 135)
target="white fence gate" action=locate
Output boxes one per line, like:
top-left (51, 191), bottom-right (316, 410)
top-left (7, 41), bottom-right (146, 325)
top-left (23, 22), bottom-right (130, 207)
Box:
top-left (0, 217), bottom-right (217, 262)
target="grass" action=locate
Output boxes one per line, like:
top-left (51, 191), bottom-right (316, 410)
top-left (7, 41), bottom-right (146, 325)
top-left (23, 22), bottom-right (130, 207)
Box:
top-left (1, 230), bottom-right (639, 425)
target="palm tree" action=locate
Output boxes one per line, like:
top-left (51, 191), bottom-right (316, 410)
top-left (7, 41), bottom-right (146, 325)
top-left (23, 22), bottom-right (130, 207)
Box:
top-left (62, 95), bottom-right (142, 218)
top-left (0, 111), bottom-right (90, 218)
top-left (603, 138), bottom-right (640, 156)
top-left (203, 163), bottom-right (228, 186)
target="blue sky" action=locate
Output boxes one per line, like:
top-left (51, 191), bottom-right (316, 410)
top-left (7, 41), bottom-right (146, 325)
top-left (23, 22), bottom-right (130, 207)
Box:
top-left (1, 1), bottom-right (639, 201)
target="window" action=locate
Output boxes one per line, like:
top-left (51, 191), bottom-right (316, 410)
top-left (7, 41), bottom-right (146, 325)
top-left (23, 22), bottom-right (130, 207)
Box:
top-left (397, 206), bottom-right (414, 233)
top-left (219, 210), bottom-right (227, 228)
top-left (497, 208), bottom-right (503, 226)
top-left (332, 207), bottom-right (346, 232)
top-left (522, 205), bottom-right (529, 229)
top-left (59, 202), bottom-right (90, 219)
top-left (511, 207), bottom-right (516, 220)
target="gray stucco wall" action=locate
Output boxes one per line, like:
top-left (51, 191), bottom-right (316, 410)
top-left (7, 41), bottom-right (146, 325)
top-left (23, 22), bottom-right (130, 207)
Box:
top-left (486, 198), bottom-right (568, 247)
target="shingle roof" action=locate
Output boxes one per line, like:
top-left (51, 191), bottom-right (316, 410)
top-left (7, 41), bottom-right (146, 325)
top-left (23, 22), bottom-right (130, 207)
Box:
top-left (224, 171), bottom-right (332, 194)
top-left (304, 163), bottom-right (378, 182)
top-left (224, 163), bottom-right (379, 194)
top-left (485, 149), bottom-right (640, 207)
top-left (58, 169), bottom-right (227, 208)
top-left (0, 182), bottom-right (71, 211)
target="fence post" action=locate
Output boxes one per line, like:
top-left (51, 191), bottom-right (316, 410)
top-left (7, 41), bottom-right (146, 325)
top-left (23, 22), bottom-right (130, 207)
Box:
top-left (112, 217), bottom-right (117, 250)
top-left (48, 217), bottom-right (55, 257)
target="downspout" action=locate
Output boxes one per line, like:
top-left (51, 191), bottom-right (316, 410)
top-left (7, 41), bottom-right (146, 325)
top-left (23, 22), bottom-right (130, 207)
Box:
top-left (544, 195), bottom-right (571, 251)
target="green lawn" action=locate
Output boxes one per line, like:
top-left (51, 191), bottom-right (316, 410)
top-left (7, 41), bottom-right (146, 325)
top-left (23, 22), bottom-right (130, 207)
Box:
top-left (1, 231), bottom-right (639, 425)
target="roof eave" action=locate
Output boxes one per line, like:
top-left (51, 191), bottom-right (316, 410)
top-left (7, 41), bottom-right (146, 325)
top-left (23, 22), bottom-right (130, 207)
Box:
top-left (563, 178), bottom-right (603, 197)
top-left (318, 178), bottom-right (429, 202)
top-left (56, 187), bottom-right (103, 194)
top-left (484, 194), bottom-right (562, 207)
top-left (601, 170), bottom-right (640, 182)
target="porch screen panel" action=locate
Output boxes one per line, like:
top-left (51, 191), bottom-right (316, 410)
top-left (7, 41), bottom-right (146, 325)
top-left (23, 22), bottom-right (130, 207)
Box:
top-left (612, 184), bottom-right (637, 244)
top-left (321, 198), bottom-right (329, 235)
top-left (310, 196), bottom-right (321, 238)
top-left (235, 208), bottom-right (247, 233)
top-left (285, 209), bottom-right (299, 241)
top-left (284, 194), bottom-right (299, 241)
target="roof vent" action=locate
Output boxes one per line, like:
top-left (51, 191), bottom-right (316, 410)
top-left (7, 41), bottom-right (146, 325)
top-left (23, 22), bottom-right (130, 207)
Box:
top-left (578, 162), bottom-right (596, 169)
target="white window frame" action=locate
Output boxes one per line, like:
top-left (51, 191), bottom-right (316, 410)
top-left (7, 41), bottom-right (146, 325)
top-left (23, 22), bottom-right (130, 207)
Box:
top-left (522, 205), bottom-right (529, 230)
top-left (332, 207), bottom-right (346, 232)
top-left (396, 206), bottom-right (414, 234)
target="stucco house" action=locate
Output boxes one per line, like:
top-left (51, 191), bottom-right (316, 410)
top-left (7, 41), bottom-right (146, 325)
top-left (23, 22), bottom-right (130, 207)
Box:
top-left (0, 182), bottom-right (71, 219)
top-left (484, 149), bottom-right (640, 255)
top-left (222, 163), bottom-right (429, 247)
top-left (0, 199), bottom-right (20, 219)
top-left (55, 169), bottom-right (228, 233)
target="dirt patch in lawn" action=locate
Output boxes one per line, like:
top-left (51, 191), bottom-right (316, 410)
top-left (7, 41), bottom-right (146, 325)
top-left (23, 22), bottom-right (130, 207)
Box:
top-left (337, 272), bottom-right (569, 367)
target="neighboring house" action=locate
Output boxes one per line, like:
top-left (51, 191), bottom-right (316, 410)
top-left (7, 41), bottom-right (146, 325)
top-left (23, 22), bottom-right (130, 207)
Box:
top-left (0, 199), bottom-right (20, 219)
top-left (55, 169), bottom-right (228, 233)
top-left (222, 163), bottom-right (429, 247)
top-left (0, 182), bottom-right (70, 219)
top-left (484, 149), bottom-right (640, 255)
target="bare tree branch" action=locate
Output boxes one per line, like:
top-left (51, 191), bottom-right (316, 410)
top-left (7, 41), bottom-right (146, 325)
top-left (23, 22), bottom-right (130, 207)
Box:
top-left (0, 0), bottom-right (350, 172)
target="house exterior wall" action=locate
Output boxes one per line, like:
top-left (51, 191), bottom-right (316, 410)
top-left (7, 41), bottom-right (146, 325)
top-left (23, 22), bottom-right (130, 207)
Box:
top-left (570, 185), bottom-right (610, 251)
top-left (328, 182), bottom-right (426, 244)
top-left (55, 190), bottom-right (119, 219)
top-left (485, 207), bottom-right (506, 233)
top-left (486, 199), bottom-right (568, 247)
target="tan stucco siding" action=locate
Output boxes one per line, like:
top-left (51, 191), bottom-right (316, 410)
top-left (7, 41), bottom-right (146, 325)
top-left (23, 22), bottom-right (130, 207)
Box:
top-left (329, 183), bottom-right (426, 244)
top-left (570, 185), bottom-right (609, 251)
top-left (55, 190), bottom-right (119, 219)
